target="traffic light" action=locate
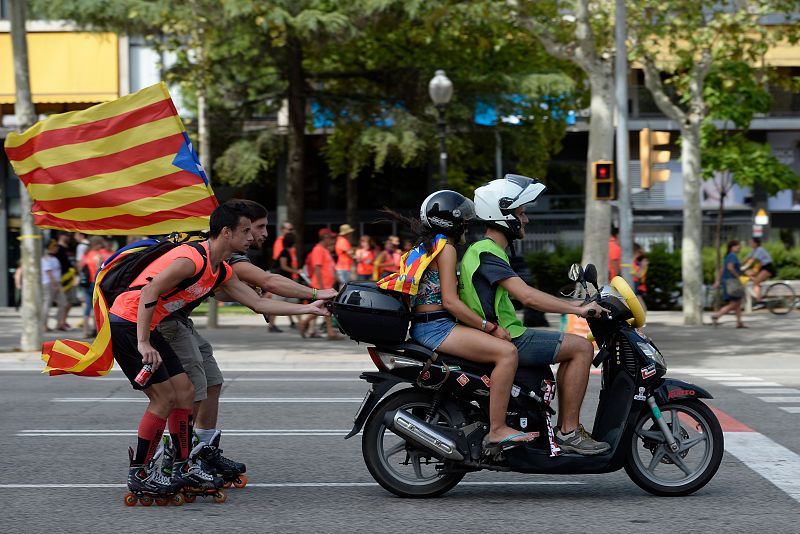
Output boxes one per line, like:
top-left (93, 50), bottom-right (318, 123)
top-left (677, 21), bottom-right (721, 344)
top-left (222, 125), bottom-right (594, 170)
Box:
top-left (592, 160), bottom-right (615, 200)
top-left (639, 128), bottom-right (671, 189)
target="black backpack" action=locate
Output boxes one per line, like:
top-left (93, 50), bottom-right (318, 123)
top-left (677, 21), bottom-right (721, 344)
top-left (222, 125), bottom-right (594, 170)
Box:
top-left (98, 239), bottom-right (227, 308)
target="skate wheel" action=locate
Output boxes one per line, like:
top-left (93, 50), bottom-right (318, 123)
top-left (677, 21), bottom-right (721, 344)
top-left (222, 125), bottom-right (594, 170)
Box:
top-left (123, 493), bottom-right (137, 507)
top-left (155, 497), bottom-right (170, 507)
top-left (223, 480), bottom-right (233, 489)
top-left (233, 474), bottom-right (248, 489)
top-left (139, 496), bottom-right (153, 506)
top-left (183, 493), bottom-right (196, 503)
top-left (213, 491), bottom-right (227, 504)
top-left (172, 493), bottom-right (185, 506)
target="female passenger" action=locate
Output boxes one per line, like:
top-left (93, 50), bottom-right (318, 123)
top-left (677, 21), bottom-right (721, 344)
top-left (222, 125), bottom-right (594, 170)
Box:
top-left (383, 191), bottom-right (535, 449)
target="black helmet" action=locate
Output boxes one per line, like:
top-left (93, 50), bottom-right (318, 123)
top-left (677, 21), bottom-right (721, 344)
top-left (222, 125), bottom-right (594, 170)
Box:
top-left (419, 190), bottom-right (476, 239)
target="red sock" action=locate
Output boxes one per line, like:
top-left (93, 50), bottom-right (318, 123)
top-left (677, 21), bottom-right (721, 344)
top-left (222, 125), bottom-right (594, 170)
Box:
top-left (134, 410), bottom-right (167, 465)
top-left (168, 408), bottom-right (192, 461)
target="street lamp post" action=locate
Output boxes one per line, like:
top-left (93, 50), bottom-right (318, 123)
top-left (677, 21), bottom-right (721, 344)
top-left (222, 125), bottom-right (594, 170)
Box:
top-left (429, 70), bottom-right (453, 190)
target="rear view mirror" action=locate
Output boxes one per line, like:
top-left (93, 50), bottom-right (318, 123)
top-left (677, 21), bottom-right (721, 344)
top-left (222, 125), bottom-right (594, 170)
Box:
top-left (584, 264), bottom-right (598, 287)
top-left (568, 263), bottom-right (584, 282)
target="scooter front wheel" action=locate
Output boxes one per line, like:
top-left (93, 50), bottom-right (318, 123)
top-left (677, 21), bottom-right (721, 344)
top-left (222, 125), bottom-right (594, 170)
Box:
top-left (624, 399), bottom-right (723, 496)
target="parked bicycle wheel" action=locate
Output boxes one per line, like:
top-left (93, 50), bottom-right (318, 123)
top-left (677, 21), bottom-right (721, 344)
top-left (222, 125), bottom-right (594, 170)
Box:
top-left (764, 282), bottom-right (795, 315)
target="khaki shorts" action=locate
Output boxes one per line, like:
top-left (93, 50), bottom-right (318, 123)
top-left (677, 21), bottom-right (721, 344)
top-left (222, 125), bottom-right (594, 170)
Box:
top-left (158, 318), bottom-right (223, 402)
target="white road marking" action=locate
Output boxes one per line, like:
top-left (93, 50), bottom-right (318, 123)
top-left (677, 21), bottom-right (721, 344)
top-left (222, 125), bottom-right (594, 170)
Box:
top-left (724, 432), bottom-right (800, 503)
top-left (738, 388), bottom-right (800, 395)
top-left (0, 481), bottom-right (585, 489)
top-left (720, 382), bottom-right (783, 387)
top-left (780, 407), bottom-right (800, 414)
top-left (99, 377), bottom-right (361, 382)
top-left (707, 376), bottom-right (763, 382)
top-left (51, 397), bottom-right (363, 403)
top-left (17, 429), bottom-right (356, 437)
top-left (757, 397), bottom-right (800, 403)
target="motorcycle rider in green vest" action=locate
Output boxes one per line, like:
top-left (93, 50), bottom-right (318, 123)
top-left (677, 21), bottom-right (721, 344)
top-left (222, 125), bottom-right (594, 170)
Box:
top-left (459, 175), bottom-right (611, 455)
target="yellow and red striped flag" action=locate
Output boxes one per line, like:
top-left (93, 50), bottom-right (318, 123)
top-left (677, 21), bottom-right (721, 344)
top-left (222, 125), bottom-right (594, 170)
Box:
top-left (377, 235), bottom-right (448, 295)
top-left (4, 82), bottom-right (217, 235)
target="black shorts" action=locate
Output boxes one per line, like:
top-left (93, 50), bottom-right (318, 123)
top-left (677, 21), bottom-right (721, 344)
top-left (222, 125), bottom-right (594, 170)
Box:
top-left (110, 321), bottom-right (186, 390)
top-left (762, 263), bottom-right (777, 277)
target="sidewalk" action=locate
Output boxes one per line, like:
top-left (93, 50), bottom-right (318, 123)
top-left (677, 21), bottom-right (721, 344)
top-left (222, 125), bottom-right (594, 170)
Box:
top-left (0, 306), bottom-right (795, 372)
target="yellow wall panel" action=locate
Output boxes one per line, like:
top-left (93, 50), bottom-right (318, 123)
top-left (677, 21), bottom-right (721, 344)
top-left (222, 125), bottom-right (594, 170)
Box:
top-left (0, 32), bottom-right (119, 104)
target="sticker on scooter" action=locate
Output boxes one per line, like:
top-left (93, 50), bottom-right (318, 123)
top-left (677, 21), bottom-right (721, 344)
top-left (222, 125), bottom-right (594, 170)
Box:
top-left (420, 370), bottom-right (431, 381)
top-left (520, 417), bottom-right (528, 429)
top-left (641, 364), bottom-right (656, 379)
top-left (481, 375), bottom-right (491, 388)
top-left (511, 385), bottom-right (520, 398)
top-left (448, 366), bottom-right (461, 371)
top-left (457, 373), bottom-right (469, 387)
top-left (633, 387), bottom-right (647, 401)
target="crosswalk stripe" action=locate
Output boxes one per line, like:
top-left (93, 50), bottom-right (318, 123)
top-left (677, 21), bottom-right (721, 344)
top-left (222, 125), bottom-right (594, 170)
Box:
top-left (724, 432), bottom-right (800, 503)
top-left (779, 407), bottom-right (800, 414)
top-left (720, 382), bottom-right (783, 387)
top-left (51, 397), bottom-right (363, 403)
top-left (738, 388), bottom-right (800, 395)
top-left (757, 397), bottom-right (800, 403)
top-left (707, 376), bottom-right (763, 381)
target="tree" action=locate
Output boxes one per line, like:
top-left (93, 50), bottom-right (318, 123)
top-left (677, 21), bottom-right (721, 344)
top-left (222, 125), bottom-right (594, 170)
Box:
top-left (511, 0), bottom-right (616, 283)
top-left (701, 60), bottom-right (800, 278)
top-left (628, 0), bottom-right (800, 325)
top-left (9, 0), bottom-right (43, 351)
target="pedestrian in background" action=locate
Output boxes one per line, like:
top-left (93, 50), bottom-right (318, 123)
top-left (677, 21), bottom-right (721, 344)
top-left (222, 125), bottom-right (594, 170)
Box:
top-left (711, 240), bottom-right (746, 328)
top-left (272, 221), bottom-right (298, 279)
top-left (300, 229), bottom-right (341, 339)
top-left (54, 232), bottom-right (77, 330)
top-left (741, 237), bottom-right (776, 308)
top-left (41, 238), bottom-right (67, 332)
top-left (78, 236), bottom-right (111, 338)
top-left (374, 237), bottom-right (401, 280)
top-left (608, 227), bottom-right (621, 280)
top-left (355, 235), bottom-right (376, 281)
top-left (335, 224), bottom-right (355, 285)
top-left (631, 243), bottom-right (649, 310)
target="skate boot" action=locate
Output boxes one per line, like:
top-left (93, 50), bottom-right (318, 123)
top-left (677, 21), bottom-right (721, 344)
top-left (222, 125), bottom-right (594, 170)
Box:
top-left (159, 435), bottom-right (176, 477)
top-left (171, 443), bottom-right (226, 504)
top-left (196, 430), bottom-right (248, 489)
top-left (124, 447), bottom-right (184, 507)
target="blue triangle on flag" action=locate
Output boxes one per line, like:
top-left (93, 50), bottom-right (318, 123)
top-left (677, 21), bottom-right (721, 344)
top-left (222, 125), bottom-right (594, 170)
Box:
top-left (172, 132), bottom-right (209, 185)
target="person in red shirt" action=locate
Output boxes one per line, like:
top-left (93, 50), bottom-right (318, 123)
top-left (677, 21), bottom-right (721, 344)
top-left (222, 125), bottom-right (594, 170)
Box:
top-left (78, 236), bottom-right (111, 338)
top-left (608, 228), bottom-right (621, 281)
top-left (335, 224), bottom-right (355, 284)
top-left (300, 229), bottom-right (341, 339)
top-left (355, 235), bottom-right (376, 281)
top-left (373, 237), bottom-right (401, 280)
top-left (272, 221), bottom-right (294, 262)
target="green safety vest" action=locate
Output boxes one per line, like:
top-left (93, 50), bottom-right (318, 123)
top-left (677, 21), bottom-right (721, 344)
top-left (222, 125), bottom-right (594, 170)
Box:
top-left (458, 238), bottom-right (526, 339)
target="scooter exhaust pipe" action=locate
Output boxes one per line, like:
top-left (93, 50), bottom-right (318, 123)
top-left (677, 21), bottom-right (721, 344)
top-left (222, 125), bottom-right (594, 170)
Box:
top-left (384, 409), bottom-right (464, 461)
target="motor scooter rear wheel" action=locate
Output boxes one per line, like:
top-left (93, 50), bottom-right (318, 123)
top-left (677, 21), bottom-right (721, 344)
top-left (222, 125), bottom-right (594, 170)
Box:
top-left (362, 389), bottom-right (466, 498)
top-left (624, 399), bottom-right (723, 496)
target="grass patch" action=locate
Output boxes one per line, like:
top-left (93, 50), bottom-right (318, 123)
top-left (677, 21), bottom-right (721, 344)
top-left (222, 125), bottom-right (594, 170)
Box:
top-left (191, 302), bottom-right (257, 315)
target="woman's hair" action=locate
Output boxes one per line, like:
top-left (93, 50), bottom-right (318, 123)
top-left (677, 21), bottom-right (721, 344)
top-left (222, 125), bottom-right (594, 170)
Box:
top-left (283, 232), bottom-right (296, 248)
top-left (726, 239), bottom-right (740, 253)
top-left (379, 208), bottom-right (438, 256)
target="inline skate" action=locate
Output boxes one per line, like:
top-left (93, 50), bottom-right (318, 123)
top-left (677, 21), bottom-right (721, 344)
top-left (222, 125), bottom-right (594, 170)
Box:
top-left (195, 430), bottom-right (248, 489)
top-left (124, 447), bottom-right (184, 506)
top-left (171, 443), bottom-right (226, 503)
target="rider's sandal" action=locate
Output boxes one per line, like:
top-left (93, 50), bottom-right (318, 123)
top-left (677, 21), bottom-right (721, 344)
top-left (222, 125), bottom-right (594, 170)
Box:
top-left (482, 432), bottom-right (537, 453)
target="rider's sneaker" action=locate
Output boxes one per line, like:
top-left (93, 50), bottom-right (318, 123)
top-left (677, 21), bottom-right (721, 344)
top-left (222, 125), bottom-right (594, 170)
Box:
top-left (555, 424), bottom-right (610, 456)
top-left (752, 301), bottom-right (767, 310)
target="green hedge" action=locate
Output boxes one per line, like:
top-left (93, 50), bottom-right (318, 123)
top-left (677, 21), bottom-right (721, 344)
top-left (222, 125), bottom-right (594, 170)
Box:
top-left (526, 240), bottom-right (799, 311)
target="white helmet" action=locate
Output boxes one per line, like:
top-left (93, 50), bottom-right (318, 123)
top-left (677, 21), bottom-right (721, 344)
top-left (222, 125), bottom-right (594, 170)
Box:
top-left (474, 174), bottom-right (546, 239)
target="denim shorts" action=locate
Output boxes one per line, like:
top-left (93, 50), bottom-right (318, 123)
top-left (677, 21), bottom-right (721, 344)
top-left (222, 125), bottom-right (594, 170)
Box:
top-left (513, 328), bottom-right (564, 367)
top-left (410, 318), bottom-right (457, 351)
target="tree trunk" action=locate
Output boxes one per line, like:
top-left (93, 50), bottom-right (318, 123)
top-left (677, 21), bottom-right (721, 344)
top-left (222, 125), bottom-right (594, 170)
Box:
top-left (346, 175), bottom-right (358, 234)
top-left (680, 123), bottom-right (704, 325)
top-left (10, 0), bottom-right (42, 351)
top-left (581, 71), bottom-right (614, 284)
top-left (197, 88), bottom-right (219, 328)
top-left (286, 36), bottom-right (307, 255)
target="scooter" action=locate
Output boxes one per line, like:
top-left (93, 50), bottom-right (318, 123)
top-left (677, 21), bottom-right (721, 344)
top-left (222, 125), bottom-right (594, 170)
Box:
top-left (332, 264), bottom-right (724, 498)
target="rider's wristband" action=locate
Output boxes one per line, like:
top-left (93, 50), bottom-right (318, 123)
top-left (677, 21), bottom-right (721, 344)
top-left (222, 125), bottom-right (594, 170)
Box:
top-left (312, 288), bottom-right (317, 300)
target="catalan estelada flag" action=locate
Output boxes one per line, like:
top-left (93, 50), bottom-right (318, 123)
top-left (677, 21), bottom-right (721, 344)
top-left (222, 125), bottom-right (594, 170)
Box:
top-left (377, 235), bottom-right (447, 295)
top-left (41, 240), bottom-right (153, 376)
top-left (4, 82), bottom-right (217, 235)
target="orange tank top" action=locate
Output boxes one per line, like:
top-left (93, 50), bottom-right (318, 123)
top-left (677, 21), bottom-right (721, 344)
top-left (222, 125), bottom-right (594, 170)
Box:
top-left (109, 241), bottom-right (232, 329)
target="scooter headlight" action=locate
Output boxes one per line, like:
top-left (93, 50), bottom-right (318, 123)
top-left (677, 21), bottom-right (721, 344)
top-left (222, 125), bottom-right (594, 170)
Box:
top-left (637, 342), bottom-right (665, 367)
